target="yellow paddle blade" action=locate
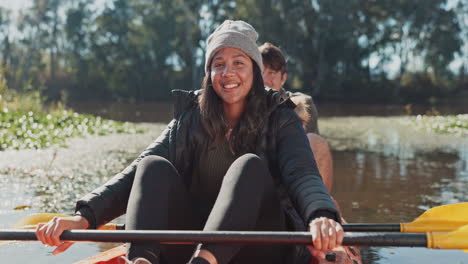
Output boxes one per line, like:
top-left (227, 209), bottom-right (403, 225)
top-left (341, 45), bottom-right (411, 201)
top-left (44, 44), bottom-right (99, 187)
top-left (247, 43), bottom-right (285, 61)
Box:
top-left (12, 213), bottom-right (70, 229)
top-left (97, 224), bottom-right (118, 230)
top-left (12, 213), bottom-right (117, 230)
top-left (401, 203), bottom-right (468, 232)
top-left (0, 213), bottom-right (71, 246)
top-left (427, 224), bottom-right (468, 252)
top-left (1, 213), bottom-right (118, 246)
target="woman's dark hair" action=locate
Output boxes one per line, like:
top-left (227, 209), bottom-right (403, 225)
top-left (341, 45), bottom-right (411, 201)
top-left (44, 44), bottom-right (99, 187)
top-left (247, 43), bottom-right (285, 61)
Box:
top-left (199, 61), bottom-right (268, 155)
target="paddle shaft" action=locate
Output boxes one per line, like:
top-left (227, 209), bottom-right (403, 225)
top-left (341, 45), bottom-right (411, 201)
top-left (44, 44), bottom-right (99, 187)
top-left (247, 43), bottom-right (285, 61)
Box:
top-left (109, 223), bottom-right (402, 232)
top-left (343, 224), bottom-right (400, 232)
top-left (0, 229), bottom-right (426, 247)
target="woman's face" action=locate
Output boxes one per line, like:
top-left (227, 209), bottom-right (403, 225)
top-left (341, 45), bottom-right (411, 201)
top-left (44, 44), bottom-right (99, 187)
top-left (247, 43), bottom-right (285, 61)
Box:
top-left (210, 47), bottom-right (254, 107)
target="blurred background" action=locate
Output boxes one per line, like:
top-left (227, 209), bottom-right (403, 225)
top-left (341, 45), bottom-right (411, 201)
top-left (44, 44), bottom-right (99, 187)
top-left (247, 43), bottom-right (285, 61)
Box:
top-left (0, 0), bottom-right (466, 106)
top-left (0, 1), bottom-right (467, 264)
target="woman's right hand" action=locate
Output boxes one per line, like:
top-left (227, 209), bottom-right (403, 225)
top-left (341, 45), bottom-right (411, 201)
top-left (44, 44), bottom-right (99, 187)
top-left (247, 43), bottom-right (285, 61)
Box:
top-left (308, 217), bottom-right (344, 259)
top-left (35, 215), bottom-right (89, 255)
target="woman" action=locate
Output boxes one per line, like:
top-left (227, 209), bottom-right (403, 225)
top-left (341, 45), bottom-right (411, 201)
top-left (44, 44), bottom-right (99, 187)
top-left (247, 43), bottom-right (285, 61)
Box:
top-left (35, 20), bottom-right (343, 264)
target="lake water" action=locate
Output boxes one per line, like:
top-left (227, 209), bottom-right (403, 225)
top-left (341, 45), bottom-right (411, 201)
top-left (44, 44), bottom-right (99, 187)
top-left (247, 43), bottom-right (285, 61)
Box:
top-left (1, 102), bottom-right (467, 263)
top-left (332, 151), bottom-right (468, 263)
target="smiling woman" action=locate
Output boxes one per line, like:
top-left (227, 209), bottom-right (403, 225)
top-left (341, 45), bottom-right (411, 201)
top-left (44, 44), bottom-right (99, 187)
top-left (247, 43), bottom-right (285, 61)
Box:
top-left (210, 48), bottom-right (254, 108)
top-left (200, 46), bottom-right (265, 154)
top-left (35, 20), bottom-right (341, 264)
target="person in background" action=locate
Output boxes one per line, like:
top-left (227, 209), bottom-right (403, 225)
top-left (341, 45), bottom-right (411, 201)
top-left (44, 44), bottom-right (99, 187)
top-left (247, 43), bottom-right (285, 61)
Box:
top-left (259, 42), bottom-right (334, 191)
top-left (35, 21), bottom-right (342, 264)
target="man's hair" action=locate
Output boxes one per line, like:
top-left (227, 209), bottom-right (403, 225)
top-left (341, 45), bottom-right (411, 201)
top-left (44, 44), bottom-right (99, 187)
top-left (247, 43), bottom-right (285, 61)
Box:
top-left (258, 42), bottom-right (287, 73)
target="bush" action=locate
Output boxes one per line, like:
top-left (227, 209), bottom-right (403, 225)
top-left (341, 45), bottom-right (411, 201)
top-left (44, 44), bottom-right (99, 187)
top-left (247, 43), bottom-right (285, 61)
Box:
top-left (0, 69), bottom-right (44, 113)
top-left (0, 69), bottom-right (144, 151)
top-left (412, 114), bottom-right (468, 137)
top-left (0, 109), bottom-right (144, 150)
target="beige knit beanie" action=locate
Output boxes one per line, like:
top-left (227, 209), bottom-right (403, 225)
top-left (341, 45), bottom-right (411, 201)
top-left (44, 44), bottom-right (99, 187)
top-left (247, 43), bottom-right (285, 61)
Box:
top-left (205, 20), bottom-right (263, 73)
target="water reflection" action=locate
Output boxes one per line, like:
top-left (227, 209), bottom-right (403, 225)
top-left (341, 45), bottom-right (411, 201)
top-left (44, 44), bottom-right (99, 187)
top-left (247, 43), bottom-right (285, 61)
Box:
top-left (1, 102), bottom-right (468, 263)
top-left (333, 151), bottom-right (465, 222)
top-left (0, 123), bottom-right (165, 214)
top-left (456, 145), bottom-right (468, 177)
top-left (333, 151), bottom-right (468, 264)
top-left (0, 124), bottom-right (165, 263)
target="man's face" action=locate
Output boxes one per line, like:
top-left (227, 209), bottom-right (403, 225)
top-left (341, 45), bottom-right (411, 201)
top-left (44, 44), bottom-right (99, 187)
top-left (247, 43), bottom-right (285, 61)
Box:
top-left (262, 66), bottom-right (287, 91)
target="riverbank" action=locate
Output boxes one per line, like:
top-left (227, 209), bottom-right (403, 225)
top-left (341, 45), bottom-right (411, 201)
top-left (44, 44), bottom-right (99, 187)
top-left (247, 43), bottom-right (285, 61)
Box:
top-left (0, 109), bottom-right (144, 150)
top-left (1, 118), bottom-right (467, 264)
top-left (2, 115), bottom-right (466, 172)
top-left (1, 115), bottom-right (467, 213)
top-left (0, 122), bottom-right (166, 213)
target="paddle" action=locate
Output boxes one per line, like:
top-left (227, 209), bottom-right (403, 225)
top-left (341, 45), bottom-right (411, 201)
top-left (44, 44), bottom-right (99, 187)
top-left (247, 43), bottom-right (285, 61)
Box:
top-left (344, 203), bottom-right (468, 232)
top-left (13, 203), bottom-right (468, 233)
top-left (0, 227), bottom-right (468, 252)
top-left (11, 213), bottom-right (121, 230)
top-left (0, 213), bottom-right (120, 246)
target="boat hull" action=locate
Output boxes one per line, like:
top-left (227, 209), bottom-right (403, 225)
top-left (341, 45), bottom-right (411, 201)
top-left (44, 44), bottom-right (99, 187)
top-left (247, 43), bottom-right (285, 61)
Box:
top-left (75, 243), bottom-right (362, 264)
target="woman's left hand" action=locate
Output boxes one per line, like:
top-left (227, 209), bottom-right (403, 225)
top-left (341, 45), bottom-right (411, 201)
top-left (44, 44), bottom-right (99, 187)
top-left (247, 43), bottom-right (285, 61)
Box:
top-left (307, 217), bottom-right (344, 259)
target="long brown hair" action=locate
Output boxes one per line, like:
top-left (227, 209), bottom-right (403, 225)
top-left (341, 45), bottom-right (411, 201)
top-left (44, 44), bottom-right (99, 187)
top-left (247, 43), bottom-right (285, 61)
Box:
top-left (199, 61), bottom-right (268, 155)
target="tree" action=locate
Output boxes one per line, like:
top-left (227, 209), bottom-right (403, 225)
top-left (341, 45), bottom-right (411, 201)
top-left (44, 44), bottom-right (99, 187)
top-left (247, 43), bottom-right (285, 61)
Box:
top-left (0, 8), bottom-right (11, 78)
top-left (0, 0), bottom-right (465, 103)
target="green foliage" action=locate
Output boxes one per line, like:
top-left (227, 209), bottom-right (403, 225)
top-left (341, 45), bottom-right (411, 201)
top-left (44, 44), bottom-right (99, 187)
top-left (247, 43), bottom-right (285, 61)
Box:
top-left (0, 68), bottom-right (43, 112)
top-left (0, 109), bottom-right (144, 151)
top-left (1, 68), bottom-right (145, 151)
top-left (230, 0), bottom-right (464, 101)
top-left (0, 0), bottom-right (466, 103)
top-left (412, 114), bottom-right (468, 137)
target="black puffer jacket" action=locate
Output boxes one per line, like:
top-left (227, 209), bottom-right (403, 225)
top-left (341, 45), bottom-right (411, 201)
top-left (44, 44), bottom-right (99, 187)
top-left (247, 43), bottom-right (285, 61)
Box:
top-left (76, 89), bottom-right (339, 262)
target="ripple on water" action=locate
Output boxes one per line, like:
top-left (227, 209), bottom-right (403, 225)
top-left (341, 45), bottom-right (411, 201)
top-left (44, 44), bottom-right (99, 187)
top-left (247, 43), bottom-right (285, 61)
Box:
top-left (0, 173), bottom-right (35, 215)
top-left (0, 123), bottom-right (164, 263)
top-left (321, 116), bottom-right (468, 160)
top-left (2, 119), bottom-right (468, 264)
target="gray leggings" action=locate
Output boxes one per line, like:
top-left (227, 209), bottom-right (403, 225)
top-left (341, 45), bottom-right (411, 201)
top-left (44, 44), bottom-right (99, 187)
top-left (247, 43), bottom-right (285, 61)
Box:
top-left (125, 154), bottom-right (290, 264)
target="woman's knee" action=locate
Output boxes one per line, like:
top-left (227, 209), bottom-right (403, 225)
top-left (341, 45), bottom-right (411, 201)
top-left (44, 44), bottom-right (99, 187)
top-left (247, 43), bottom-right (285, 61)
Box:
top-left (225, 153), bottom-right (269, 183)
top-left (135, 156), bottom-right (177, 185)
top-left (233, 153), bottom-right (266, 172)
top-left (235, 153), bottom-right (262, 164)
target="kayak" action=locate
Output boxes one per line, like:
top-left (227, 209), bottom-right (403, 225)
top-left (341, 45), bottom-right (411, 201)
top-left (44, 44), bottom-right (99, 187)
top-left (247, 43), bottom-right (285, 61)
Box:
top-left (74, 245), bottom-right (126, 264)
top-left (74, 243), bottom-right (362, 264)
top-left (313, 244), bottom-right (362, 264)
top-left (74, 219), bottom-right (362, 264)
top-left (75, 199), bottom-right (362, 264)
top-left (11, 203), bottom-right (468, 263)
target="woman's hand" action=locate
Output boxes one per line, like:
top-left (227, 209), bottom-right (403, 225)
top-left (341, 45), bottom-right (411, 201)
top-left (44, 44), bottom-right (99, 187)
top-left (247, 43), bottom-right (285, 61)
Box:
top-left (35, 215), bottom-right (89, 255)
top-left (307, 217), bottom-right (344, 259)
